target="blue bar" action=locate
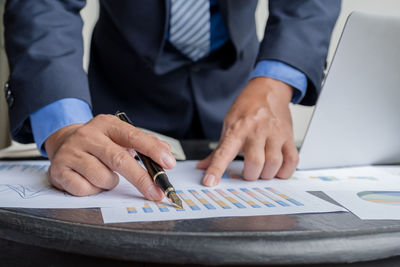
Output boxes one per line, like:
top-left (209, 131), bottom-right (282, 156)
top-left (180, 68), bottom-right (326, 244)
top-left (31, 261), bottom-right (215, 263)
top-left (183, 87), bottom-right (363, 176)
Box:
top-left (159, 207), bottom-right (169, 212)
top-left (276, 201), bottom-right (289, 207)
top-left (143, 207), bottom-right (153, 213)
top-left (286, 198), bottom-right (304, 206)
top-left (233, 202), bottom-right (246, 209)
top-left (190, 206), bottom-right (201, 211)
top-left (204, 203), bottom-right (216, 210)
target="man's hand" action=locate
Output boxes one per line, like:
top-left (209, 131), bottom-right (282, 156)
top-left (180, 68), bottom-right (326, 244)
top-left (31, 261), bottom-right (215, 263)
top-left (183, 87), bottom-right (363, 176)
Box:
top-left (197, 77), bottom-right (299, 186)
top-left (45, 114), bottom-right (176, 200)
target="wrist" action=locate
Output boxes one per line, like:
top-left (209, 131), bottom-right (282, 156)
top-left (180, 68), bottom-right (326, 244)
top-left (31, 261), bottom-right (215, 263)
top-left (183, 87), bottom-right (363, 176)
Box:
top-left (44, 124), bottom-right (83, 159)
top-left (250, 77), bottom-right (294, 105)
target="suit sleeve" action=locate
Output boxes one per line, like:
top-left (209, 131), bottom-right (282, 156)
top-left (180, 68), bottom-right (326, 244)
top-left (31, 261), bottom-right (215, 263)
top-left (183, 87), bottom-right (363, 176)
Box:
top-left (257, 0), bottom-right (341, 105)
top-left (4, 0), bottom-right (91, 143)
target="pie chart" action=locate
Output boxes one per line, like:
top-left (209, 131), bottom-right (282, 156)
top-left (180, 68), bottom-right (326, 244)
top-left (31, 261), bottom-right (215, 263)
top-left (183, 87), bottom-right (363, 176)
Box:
top-left (357, 191), bottom-right (400, 206)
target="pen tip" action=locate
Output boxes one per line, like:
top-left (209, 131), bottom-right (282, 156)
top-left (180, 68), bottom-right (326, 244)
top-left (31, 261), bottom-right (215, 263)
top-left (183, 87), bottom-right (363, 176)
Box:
top-left (169, 191), bottom-right (183, 209)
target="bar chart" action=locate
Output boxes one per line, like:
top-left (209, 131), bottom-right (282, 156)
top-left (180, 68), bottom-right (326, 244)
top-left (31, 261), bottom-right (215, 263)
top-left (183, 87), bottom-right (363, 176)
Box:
top-left (100, 184), bottom-right (345, 224)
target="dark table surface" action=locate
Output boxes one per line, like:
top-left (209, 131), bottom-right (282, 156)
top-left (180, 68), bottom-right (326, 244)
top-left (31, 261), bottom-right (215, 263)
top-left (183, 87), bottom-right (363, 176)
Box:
top-left (1, 140), bottom-right (400, 266)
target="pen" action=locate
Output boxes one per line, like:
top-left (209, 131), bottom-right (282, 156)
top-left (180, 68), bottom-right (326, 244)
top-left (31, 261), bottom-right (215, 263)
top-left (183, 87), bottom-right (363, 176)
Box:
top-left (115, 111), bottom-right (183, 209)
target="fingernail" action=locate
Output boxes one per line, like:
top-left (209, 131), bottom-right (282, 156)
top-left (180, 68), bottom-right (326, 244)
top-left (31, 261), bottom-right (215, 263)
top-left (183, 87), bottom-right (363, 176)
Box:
top-left (161, 153), bottom-right (176, 168)
top-left (203, 174), bottom-right (216, 187)
top-left (147, 185), bottom-right (164, 201)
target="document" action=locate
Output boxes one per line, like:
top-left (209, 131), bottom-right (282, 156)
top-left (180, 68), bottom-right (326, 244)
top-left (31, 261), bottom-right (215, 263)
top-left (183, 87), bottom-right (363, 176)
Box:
top-left (100, 185), bottom-right (345, 224)
top-left (324, 190), bottom-right (400, 220)
top-left (289, 166), bottom-right (400, 220)
top-left (0, 161), bottom-right (345, 223)
top-left (100, 161), bottom-right (345, 223)
top-left (271, 166), bottom-right (400, 191)
top-left (0, 160), bottom-right (164, 208)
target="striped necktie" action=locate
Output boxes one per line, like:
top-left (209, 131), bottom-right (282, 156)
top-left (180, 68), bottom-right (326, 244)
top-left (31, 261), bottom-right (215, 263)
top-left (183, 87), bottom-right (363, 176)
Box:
top-left (169, 0), bottom-right (211, 61)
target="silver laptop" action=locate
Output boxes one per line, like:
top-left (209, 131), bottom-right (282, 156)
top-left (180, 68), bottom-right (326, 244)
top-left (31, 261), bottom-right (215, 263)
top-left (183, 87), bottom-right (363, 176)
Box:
top-left (298, 12), bottom-right (400, 170)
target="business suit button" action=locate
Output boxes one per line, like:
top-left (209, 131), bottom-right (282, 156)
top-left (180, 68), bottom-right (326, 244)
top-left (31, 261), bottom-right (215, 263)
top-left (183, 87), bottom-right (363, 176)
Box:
top-left (4, 82), bottom-right (14, 108)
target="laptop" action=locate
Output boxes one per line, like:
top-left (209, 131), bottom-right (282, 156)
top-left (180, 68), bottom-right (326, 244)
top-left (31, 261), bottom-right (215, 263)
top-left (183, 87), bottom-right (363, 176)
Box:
top-left (297, 12), bottom-right (400, 170)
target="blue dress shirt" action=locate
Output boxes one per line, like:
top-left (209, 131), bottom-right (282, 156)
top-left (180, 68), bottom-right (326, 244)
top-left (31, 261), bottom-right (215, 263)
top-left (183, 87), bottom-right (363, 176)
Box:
top-left (30, 1), bottom-right (307, 157)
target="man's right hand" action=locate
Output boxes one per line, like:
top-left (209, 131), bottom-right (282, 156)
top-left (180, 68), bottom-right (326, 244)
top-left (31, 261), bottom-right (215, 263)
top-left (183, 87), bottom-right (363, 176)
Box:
top-left (44, 114), bottom-right (176, 200)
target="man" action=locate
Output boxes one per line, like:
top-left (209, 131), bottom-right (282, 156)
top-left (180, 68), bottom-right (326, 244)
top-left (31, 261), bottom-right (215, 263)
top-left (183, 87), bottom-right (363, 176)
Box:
top-left (4, 0), bottom-right (340, 201)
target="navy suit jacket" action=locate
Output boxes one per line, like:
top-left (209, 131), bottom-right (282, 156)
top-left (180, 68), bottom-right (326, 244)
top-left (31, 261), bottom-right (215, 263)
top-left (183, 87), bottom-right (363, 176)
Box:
top-left (4, 0), bottom-right (341, 143)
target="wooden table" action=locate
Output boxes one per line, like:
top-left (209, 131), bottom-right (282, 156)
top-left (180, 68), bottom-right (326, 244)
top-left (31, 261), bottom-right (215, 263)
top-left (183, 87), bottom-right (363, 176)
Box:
top-left (1, 141), bottom-right (400, 266)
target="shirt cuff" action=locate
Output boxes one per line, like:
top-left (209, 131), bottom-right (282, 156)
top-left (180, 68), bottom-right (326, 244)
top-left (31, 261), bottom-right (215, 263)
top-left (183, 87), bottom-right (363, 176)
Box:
top-left (30, 98), bottom-right (93, 157)
top-left (250, 60), bottom-right (308, 104)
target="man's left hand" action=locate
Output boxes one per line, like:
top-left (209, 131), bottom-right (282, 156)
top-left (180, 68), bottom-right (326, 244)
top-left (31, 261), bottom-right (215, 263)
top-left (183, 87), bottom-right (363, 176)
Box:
top-left (197, 77), bottom-right (299, 186)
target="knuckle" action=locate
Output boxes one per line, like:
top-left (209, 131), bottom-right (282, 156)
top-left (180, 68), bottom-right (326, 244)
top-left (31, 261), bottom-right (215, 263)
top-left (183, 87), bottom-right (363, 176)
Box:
top-left (98, 171), bottom-right (119, 189)
top-left (225, 120), bottom-right (244, 136)
top-left (74, 126), bottom-right (91, 140)
top-left (48, 163), bottom-right (63, 181)
top-left (110, 150), bottom-right (130, 170)
top-left (94, 114), bottom-right (115, 124)
top-left (145, 135), bottom-right (161, 151)
top-left (134, 172), bottom-right (150, 191)
top-left (286, 152), bottom-right (299, 166)
top-left (72, 185), bottom-right (94, 197)
top-left (127, 128), bottom-right (140, 147)
top-left (61, 143), bottom-right (82, 159)
top-left (160, 141), bottom-right (171, 150)
top-left (208, 164), bottom-right (225, 176)
top-left (254, 125), bottom-right (267, 136)
top-left (55, 168), bottom-right (73, 189)
top-left (245, 155), bottom-right (264, 167)
top-left (213, 147), bottom-right (229, 160)
top-left (110, 173), bottom-right (120, 189)
top-left (48, 165), bottom-right (60, 185)
top-left (266, 156), bottom-right (282, 167)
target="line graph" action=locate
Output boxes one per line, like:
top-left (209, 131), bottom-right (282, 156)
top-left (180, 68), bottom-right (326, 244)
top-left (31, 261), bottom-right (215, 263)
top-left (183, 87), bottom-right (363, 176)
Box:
top-left (0, 184), bottom-right (53, 199)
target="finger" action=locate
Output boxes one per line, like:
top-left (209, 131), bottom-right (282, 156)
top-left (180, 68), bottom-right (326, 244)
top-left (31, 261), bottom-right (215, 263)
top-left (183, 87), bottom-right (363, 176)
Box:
top-left (260, 138), bottom-right (284, 180)
top-left (89, 136), bottom-right (164, 201)
top-left (202, 136), bottom-right (243, 187)
top-left (276, 141), bottom-right (299, 179)
top-left (90, 115), bottom-right (176, 169)
top-left (68, 151), bottom-right (120, 190)
top-left (196, 153), bottom-right (213, 170)
top-left (243, 137), bottom-right (266, 181)
top-left (48, 166), bottom-right (102, 197)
